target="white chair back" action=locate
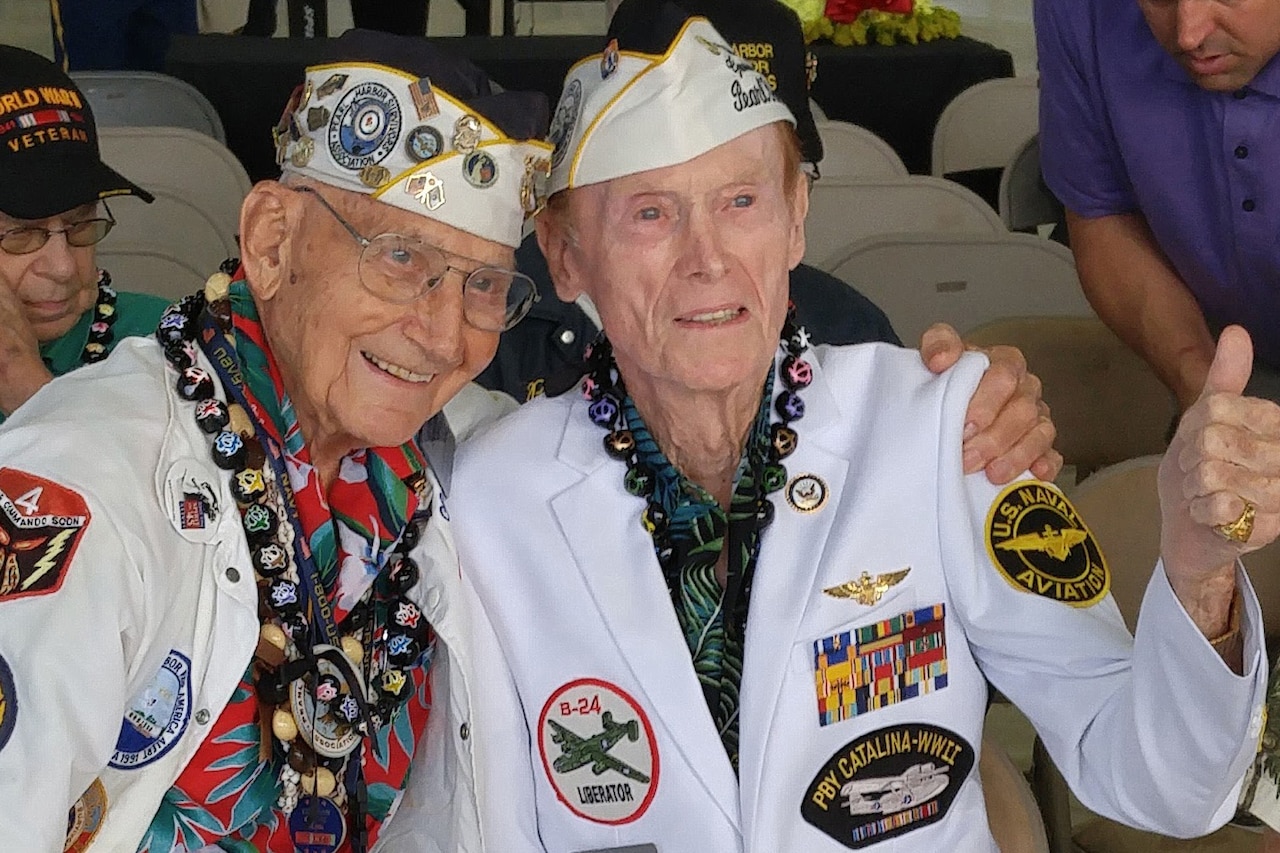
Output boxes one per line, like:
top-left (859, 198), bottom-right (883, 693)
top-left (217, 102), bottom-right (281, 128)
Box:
top-left (105, 189), bottom-right (239, 288)
top-left (932, 76), bottom-right (1039, 177)
top-left (814, 120), bottom-right (907, 179)
top-left (824, 232), bottom-right (1090, 344)
top-left (72, 71), bottom-right (225, 143)
top-left (98, 126), bottom-right (251, 248)
top-left (805, 176), bottom-right (1003, 271)
top-left (95, 245), bottom-right (210, 303)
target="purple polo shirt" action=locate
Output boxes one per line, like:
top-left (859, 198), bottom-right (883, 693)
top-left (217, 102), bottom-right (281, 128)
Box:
top-left (1035, 0), bottom-right (1280, 366)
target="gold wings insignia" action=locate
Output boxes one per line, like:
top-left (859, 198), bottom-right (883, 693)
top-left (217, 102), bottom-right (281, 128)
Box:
top-left (823, 568), bottom-right (911, 606)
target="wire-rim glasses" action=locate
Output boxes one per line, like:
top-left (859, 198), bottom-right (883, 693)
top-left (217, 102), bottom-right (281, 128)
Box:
top-left (0, 204), bottom-right (116, 255)
top-left (292, 185), bottom-right (538, 333)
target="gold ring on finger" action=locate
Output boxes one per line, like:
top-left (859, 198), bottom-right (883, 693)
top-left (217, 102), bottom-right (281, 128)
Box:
top-left (1213, 498), bottom-right (1256, 544)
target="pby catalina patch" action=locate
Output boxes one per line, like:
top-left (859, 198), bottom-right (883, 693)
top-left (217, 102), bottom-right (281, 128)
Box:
top-left (537, 678), bottom-right (659, 825)
top-left (985, 481), bottom-right (1109, 607)
top-left (802, 723), bottom-right (974, 849)
top-left (813, 604), bottom-right (947, 726)
top-left (0, 468), bottom-right (91, 602)
top-left (110, 650), bottom-right (192, 769)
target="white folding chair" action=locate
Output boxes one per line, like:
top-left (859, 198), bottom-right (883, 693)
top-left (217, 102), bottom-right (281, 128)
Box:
top-left (105, 188), bottom-right (239, 288)
top-left (965, 317), bottom-right (1175, 478)
top-left (824, 232), bottom-right (1090, 345)
top-left (931, 75), bottom-right (1039, 178)
top-left (808, 98), bottom-right (827, 122)
top-left (804, 176), bottom-right (1003, 271)
top-left (998, 134), bottom-right (1064, 236)
top-left (72, 71), bottom-right (226, 144)
top-left (814, 120), bottom-right (908, 180)
top-left (98, 127), bottom-right (251, 248)
top-left (95, 245), bottom-right (210, 303)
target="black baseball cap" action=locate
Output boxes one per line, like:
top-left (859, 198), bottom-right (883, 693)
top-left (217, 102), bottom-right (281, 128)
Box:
top-left (0, 45), bottom-right (154, 220)
top-left (607, 0), bottom-right (823, 166)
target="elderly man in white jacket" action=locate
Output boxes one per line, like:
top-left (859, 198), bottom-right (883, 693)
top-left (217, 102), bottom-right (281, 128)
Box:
top-left (0, 37), bottom-right (551, 851)
top-left (412, 4), bottom-right (1273, 852)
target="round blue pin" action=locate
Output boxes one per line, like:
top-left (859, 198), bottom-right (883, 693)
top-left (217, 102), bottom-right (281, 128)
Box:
top-left (289, 796), bottom-right (348, 853)
top-left (0, 652), bottom-right (17, 753)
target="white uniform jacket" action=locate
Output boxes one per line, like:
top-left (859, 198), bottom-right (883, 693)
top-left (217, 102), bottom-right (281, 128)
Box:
top-left (449, 343), bottom-right (1268, 852)
top-left (0, 338), bottom-right (483, 852)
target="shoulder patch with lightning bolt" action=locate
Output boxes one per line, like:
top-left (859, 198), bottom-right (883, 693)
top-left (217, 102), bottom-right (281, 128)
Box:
top-left (0, 468), bottom-right (91, 603)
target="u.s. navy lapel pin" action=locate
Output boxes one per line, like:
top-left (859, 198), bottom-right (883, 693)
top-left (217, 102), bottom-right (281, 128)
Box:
top-left (786, 473), bottom-right (828, 513)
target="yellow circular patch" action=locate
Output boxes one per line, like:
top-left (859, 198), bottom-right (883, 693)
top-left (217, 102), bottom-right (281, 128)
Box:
top-left (984, 481), bottom-right (1109, 607)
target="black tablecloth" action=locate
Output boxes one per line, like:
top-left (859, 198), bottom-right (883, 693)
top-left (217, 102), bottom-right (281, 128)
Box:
top-left (166, 33), bottom-right (1012, 183)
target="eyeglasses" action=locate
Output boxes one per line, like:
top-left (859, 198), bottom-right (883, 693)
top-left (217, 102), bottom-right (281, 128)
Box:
top-left (0, 206), bottom-right (115, 255)
top-left (292, 185), bottom-right (538, 333)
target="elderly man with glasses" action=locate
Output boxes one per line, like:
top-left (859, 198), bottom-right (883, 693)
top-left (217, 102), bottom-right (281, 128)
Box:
top-left (0, 36), bottom-right (548, 852)
top-left (0, 45), bottom-right (168, 423)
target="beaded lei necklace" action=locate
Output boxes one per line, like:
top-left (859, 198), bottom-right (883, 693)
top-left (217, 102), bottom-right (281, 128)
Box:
top-left (154, 273), bottom-right (432, 852)
top-left (80, 271), bottom-right (119, 364)
top-left (40, 270), bottom-right (118, 370)
top-left (580, 313), bottom-right (813, 767)
top-left (582, 312), bottom-right (814, 556)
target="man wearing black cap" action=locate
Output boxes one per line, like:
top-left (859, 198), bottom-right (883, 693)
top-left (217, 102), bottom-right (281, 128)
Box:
top-left (482, 0), bottom-right (1059, 486)
top-left (0, 45), bottom-right (168, 423)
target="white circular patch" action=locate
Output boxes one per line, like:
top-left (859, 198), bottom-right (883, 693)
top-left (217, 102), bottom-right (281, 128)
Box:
top-left (162, 460), bottom-right (222, 543)
top-left (110, 650), bottom-right (192, 769)
top-left (328, 81), bottom-right (403, 171)
top-left (537, 678), bottom-right (659, 825)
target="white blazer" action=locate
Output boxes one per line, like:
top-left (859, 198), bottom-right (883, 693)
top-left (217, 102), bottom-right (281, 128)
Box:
top-left (445, 343), bottom-right (1267, 852)
top-left (0, 338), bottom-right (482, 852)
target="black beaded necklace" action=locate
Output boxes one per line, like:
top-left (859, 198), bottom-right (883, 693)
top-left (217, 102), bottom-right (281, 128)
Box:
top-left (80, 271), bottom-right (119, 365)
top-left (39, 270), bottom-right (119, 373)
top-left (582, 312), bottom-right (814, 560)
top-left (581, 313), bottom-right (814, 768)
top-left (154, 272), bottom-right (433, 852)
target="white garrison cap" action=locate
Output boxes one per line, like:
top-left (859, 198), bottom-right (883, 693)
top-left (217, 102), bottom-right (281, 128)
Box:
top-left (275, 61), bottom-right (552, 248)
top-left (547, 17), bottom-right (795, 194)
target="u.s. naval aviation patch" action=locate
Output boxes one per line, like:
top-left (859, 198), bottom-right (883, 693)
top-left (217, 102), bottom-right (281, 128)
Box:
top-left (801, 723), bottom-right (974, 848)
top-left (984, 481), bottom-right (1109, 607)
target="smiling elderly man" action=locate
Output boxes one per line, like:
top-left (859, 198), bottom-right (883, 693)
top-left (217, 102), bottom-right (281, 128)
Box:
top-left (0, 40), bottom-right (549, 852)
top-left (428, 4), bottom-right (1271, 850)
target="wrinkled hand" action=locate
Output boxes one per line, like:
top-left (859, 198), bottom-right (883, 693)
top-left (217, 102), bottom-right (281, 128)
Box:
top-left (1160, 326), bottom-right (1280, 627)
top-left (0, 285), bottom-right (52, 416)
top-left (919, 323), bottom-right (1061, 485)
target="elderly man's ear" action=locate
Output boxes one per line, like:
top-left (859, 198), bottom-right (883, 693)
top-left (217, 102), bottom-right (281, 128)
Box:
top-left (787, 168), bottom-right (809, 271)
top-left (239, 181), bottom-right (301, 302)
top-left (535, 211), bottom-right (584, 305)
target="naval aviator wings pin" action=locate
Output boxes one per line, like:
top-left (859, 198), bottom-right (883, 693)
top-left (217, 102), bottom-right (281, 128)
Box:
top-left (823, 568), bottom-right (910, 607)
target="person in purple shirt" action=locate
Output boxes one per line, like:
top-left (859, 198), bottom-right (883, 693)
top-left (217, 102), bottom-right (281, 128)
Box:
top-left (1037, 0), bottom-right (1280, 842)
top-left (1036, 0), bottom-right (1280, 412)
